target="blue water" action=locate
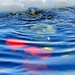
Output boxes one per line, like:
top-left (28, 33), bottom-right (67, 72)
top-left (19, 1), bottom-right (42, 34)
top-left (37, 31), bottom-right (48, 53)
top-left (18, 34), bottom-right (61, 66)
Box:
top-left (0, 7), bottom-right (75, 75)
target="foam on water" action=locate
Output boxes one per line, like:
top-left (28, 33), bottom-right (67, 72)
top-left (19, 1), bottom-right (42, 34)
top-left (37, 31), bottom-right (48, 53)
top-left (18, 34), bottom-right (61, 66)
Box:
top-left (0, 0), bottom-right (75, 12)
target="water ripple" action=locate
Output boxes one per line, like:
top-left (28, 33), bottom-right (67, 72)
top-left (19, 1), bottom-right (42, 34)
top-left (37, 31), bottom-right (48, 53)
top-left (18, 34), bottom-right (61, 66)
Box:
top-left (0, 7), bottom-right (75, 75)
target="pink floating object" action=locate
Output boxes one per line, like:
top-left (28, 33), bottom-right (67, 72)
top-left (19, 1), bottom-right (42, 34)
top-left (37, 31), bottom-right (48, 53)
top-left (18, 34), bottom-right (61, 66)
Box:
top-left (24, 46), bottom-right (51, 58)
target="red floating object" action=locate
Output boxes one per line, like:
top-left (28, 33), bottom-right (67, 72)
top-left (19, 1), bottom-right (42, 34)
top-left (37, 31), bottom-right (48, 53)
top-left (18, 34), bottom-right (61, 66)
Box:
top-left (6, 38), bottom-right (28, 51)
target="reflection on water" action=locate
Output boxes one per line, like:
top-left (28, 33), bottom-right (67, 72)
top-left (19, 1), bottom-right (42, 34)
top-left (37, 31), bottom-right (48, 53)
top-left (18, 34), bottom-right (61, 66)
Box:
top-left (0, 7), bottom-right (75, 75)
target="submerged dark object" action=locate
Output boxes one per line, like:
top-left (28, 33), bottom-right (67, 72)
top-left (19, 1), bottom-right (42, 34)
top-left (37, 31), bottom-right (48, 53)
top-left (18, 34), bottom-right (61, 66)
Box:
top-left (17, 9), bottom-right (54, 21)
top-left (7, 8), bottom-right (54, 21)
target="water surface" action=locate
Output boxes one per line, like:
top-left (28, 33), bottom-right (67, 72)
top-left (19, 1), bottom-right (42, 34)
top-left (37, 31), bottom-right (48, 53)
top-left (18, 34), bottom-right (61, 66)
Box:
top-left (0, 7), bottom-right (75, 75)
